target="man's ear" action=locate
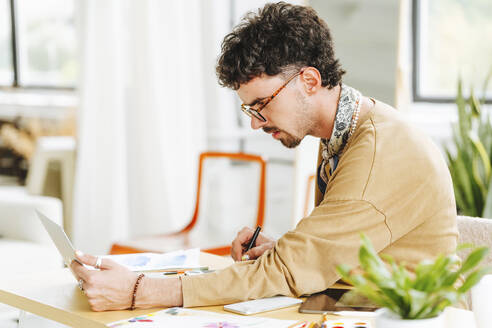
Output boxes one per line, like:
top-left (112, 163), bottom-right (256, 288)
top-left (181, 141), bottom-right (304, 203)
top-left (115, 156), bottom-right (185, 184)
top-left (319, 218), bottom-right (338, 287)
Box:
top-left (300, 67), bottom-right (322, 95)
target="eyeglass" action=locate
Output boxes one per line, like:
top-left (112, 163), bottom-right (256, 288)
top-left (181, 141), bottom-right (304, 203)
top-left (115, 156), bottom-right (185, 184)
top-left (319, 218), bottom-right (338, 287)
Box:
top-left (240, 70), bottom-right (304, 122)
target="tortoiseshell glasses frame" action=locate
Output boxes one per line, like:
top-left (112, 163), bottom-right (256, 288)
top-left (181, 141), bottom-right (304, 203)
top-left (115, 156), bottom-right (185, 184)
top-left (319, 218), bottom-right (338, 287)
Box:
top-left (240, 70), bottom-right (304, 122)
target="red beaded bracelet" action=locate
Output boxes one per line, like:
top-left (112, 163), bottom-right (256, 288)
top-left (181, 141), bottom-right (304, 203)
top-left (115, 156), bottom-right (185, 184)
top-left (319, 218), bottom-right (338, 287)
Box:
top-left (130, 273), bottom-right (145, 310)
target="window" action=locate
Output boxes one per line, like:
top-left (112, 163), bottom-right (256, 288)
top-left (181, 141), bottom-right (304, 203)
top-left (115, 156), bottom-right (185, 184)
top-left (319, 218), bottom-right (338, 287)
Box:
top-left (0, 0), bottom-right (13, 85)
top-left (0, 0), bottom-right (77, 89)
top-left (412, 0), bottom-right (492, 103)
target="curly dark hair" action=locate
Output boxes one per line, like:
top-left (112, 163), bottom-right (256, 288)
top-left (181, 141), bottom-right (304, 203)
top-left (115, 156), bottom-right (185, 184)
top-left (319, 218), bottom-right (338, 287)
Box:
top-left (216, 2), bottom-right (345, 90)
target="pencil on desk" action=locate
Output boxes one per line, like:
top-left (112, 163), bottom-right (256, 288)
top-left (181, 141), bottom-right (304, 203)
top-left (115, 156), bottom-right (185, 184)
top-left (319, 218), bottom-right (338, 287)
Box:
top-left (288, 321), bottom-right (317, 328)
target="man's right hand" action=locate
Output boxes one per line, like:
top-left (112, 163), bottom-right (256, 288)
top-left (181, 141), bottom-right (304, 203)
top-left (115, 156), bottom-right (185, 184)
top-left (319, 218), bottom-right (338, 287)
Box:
top-left (231, 226), bottom-right (276, 262)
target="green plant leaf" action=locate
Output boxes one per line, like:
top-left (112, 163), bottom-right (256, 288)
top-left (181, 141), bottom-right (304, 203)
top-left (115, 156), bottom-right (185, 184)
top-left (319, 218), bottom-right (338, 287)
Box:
top-left (471, 156), bottom-right (487, 201)
top-left (459, 246), bottom-right (489, 274)
top-left (454, 153), bottom-right (476, 216)
top-left (469, 131), bottom-right (491, 183)
top-left (469, 89), bottom-right (481, 117)
top-left (456, 79), bottom-right (469, 142)
top-left (458, 267), bottom-right (491, 293)
top-left (423, 290), bottom-right (458, 318)
top-left (456, 243), bottom-right (475, 251)
top-left (338, 235), bottom-right (490, 320)
top-left (414, 256), bottom-right (448, 291)
top-left (447, 76), bottom-right (492, 217)
top-left (407, 289), bottom-right (428, 318)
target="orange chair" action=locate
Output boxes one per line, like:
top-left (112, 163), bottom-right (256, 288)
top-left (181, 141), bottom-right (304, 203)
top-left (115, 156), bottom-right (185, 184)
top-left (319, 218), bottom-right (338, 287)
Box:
top-left (110, 151), bottom-right (267, 256)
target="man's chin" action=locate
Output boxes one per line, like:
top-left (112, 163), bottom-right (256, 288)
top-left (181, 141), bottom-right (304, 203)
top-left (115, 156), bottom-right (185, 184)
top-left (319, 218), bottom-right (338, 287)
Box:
top-left (280, 137), bottom-right (302, 149)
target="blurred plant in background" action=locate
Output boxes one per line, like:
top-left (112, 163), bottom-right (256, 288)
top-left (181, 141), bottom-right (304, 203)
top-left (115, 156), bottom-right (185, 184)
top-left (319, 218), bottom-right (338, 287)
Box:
top-left (445, 73), bottom-right (492, 218)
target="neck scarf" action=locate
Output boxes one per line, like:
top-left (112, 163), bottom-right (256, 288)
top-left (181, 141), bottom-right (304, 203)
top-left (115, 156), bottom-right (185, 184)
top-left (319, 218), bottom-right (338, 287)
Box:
top-left (318, 84), bottom-right (362, 194)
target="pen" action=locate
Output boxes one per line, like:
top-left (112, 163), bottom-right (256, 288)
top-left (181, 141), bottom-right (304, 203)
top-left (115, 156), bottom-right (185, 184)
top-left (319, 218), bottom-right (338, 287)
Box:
top-left (162, 271), bottom-right (180, 275)
top-left (161, 266), bottom-right (210, 275)
top-left (288, 321), bottom-right (317, 328)
top-left (242, 226), bottom-right (261, 260)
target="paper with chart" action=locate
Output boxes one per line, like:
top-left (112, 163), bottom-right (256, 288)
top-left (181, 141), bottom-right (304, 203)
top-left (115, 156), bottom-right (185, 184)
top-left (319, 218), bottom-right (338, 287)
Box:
top-left (103, 248), bottom-right (201, 272)
top-left (108, 307), bottom-right (298, 328)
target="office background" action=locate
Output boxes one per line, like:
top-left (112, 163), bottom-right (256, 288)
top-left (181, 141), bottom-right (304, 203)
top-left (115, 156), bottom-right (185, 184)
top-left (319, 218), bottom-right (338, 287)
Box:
top-left (0, 1), bottom-right (491, 325)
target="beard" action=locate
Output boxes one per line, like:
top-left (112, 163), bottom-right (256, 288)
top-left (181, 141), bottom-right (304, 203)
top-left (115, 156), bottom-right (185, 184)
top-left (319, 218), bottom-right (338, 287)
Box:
top-left (262, 92), bottom-right (313, 149)
top-left (279, 133), bottom-right (302, 148)
top-left (263, 127), bottom-right (302, 148)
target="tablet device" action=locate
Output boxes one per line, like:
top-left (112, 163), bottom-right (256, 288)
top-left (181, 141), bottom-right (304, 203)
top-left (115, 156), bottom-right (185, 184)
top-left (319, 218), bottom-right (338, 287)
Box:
top-left (298, 288), bottom-right (378, 314)
top-left (36, 210), bottom-right (82, 270)
top-left (224, 296), bottom-right (303, 315)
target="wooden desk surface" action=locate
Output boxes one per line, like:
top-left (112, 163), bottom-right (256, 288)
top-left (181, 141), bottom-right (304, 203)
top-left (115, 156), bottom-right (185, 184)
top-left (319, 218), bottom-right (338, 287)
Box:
top-left (0, 252), bottom-right (476, 327)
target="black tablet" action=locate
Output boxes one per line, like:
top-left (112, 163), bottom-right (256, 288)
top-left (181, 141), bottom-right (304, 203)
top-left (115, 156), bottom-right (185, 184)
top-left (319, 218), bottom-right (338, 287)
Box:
top-left (298, 288), bottom-right (379, 314)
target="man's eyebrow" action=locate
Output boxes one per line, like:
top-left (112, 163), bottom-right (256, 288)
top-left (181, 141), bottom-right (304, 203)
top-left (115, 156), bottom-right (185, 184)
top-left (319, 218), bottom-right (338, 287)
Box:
top-left (246, 97), bottom-right (267, 107)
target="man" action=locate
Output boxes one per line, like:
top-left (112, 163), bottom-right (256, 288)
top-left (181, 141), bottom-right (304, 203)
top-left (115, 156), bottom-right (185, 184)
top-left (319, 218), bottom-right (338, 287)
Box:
top-left (72, 2), bottom-right (458, 311)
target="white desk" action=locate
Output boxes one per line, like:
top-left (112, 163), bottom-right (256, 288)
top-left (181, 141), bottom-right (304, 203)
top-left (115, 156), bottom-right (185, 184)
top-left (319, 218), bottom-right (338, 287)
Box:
top-left (0, 252), bottom-right (476, 327)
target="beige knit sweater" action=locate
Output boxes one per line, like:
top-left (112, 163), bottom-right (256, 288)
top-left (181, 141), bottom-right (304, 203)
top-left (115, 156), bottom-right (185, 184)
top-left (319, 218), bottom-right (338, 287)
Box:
top-left (181, 99), bottom-right (458, 307)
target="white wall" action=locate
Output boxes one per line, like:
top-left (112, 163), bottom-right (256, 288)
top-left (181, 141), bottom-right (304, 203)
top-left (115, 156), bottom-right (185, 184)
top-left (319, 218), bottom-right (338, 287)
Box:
top-left (310, 0), bottom-right (400, 106)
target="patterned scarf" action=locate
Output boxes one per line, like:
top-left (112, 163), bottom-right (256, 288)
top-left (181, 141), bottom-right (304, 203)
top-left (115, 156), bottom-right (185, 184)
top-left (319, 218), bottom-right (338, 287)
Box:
top-left (318, 84), bottom-right (362, 194)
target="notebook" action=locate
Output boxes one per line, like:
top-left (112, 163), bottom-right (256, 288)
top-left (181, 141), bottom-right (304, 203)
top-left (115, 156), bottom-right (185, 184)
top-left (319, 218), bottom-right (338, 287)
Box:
top-left (224, 296), bottom-right (303, 315)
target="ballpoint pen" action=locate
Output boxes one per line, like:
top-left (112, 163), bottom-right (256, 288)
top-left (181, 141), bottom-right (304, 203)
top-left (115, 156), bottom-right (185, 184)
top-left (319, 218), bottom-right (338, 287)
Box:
top-left (241, 226), bottom-right (261, 261)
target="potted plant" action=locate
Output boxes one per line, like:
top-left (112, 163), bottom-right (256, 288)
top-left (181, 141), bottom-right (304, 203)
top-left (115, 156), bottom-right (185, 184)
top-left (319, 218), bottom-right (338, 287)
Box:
top-left (445, 78), bottom-right (492, 218)
top-left (337, 234), bottom-right (490, 328)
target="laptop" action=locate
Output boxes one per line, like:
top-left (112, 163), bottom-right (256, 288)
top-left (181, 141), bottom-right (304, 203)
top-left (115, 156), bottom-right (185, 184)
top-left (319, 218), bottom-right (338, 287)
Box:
top-left (35, 210), bottom-right (204, 276)
top-left (36, 210), bottom-right (82, 272)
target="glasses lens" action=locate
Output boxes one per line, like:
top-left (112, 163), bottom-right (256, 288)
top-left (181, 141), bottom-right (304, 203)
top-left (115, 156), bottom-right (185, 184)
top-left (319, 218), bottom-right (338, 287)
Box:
top-left (241, 105), bottom-right (266, 122)
top-left (251, 111), bottom-right (265, 122)
top-left (241, 106), bottom-right (253, 118)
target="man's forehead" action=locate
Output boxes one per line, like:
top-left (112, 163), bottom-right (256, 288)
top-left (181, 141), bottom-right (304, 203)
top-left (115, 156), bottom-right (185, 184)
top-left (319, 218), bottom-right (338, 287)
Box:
top-left (237, 74), bottom-right (284, 104)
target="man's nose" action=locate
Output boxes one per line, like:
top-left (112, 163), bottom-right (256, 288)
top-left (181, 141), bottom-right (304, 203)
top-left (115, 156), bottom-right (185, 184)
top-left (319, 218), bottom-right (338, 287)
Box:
top-left (250, 116), bottom-right (267, 130)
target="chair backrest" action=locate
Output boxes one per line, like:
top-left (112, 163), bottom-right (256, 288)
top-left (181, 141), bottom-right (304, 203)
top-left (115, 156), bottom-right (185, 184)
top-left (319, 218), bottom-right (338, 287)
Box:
top-left (457, 215), bottom-right (492, 268)
top-left (25, 136), bottom-right (76, 238)
top-left (457, 215), bottom-right (492, 310)
top-left (179, 151), bottom-right (267, 234)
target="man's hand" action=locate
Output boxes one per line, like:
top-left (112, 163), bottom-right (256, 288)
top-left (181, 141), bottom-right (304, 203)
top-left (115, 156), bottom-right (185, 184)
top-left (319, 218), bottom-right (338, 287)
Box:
top-left (72, 251), bottom-right (183, 312)
top-left (231, 227), bottom-right (276, 261)
top-left (71, 251), bottom-right (140, 311)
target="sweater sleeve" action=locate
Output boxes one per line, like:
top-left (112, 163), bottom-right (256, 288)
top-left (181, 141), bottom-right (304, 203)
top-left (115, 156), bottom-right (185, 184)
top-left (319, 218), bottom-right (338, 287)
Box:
top-left (181, 199), bottom-right (391, 307)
